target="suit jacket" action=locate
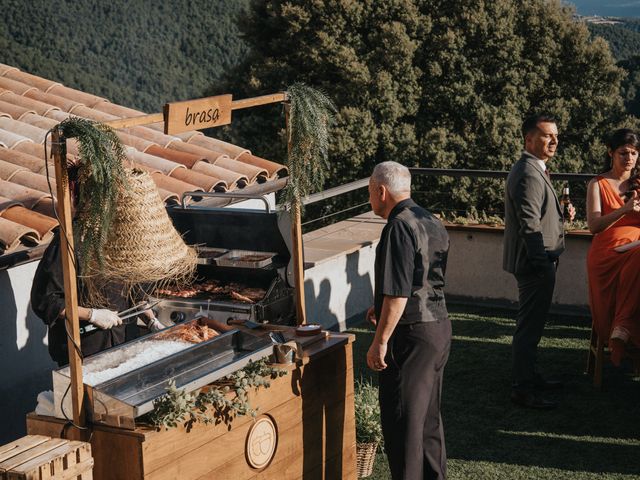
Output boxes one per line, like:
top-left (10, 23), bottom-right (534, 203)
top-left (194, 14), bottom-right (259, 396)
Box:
top-left (503, 151), bottom-right (565, 275)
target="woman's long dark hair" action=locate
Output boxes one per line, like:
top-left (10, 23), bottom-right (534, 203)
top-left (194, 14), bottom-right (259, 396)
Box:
top-left (605, 128), bottom-right (640, 198)
top-left (603, 128), bottom-right (640, 172)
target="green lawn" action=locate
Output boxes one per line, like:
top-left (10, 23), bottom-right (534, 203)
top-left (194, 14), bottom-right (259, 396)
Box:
top-left (348, 305), bottom-right (640, 480)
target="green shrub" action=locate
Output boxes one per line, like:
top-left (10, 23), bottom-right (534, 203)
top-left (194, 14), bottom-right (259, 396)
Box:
top-left (354, 378), bottom-right (383, 445)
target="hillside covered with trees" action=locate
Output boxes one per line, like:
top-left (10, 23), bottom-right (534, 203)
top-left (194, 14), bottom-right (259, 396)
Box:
top-left (1, 0), bottom-right (638, 214)
top-left (221, 0), bottom-right (633, 214)
top-left (0, 0), bottom-right (249, 112)
top-left (588, 19), bottom-right (640, 61)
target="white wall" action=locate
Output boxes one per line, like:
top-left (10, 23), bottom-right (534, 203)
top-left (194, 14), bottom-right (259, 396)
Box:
top-left (0, 261), bottom-right (57, 444)
top-left (304, 244), bottom-right (376, 330)
top-left (444, 228), bottom-right (591, 310)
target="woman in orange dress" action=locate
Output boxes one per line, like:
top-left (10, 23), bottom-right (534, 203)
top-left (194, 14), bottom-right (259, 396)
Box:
top-left (586, 128), bottom-right (640, 366)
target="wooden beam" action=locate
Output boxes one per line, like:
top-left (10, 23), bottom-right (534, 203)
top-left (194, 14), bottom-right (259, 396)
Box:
top-left (51, 128), bottom-right (86, 432)
top-left (231, 93), bottom-right (286, 111)
top-left (284, 102), bottom-right (307, 325)
top-left (103, 113), bottom-right (164, 130)
top-left (100, 93), bottom-right (286, 132)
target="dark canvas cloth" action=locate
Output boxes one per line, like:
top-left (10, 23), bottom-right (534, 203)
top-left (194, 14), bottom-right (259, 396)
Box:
top-left (30, 228), bottom-right (127, 366)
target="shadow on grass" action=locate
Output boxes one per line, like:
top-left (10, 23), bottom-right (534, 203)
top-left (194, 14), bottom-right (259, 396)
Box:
top-left (348, 306), bottom-right (640, 478)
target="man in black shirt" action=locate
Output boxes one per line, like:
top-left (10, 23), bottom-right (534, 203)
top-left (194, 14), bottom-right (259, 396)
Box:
top-left (366, 161), bottom-right (451, 480)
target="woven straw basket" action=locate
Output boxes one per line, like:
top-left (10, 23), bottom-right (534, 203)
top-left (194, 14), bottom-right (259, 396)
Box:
top-left (99, 168), bottom-right (196, 284)
top-left (356, 442), bottom-right (378, 478)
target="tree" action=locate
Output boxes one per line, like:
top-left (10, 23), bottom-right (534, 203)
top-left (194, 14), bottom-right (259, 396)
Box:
top-left (217, 0), bottom-right (426, 187)
top-left (221, 0), bottom-right (632, 216)
top-left (619, 56), bottom-right (640, 118)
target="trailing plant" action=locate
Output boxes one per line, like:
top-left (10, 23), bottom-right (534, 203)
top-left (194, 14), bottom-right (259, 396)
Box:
top-left (354, 378), bottom-right (383, 445)
top-left (58, 117), bottom-right (129, 272)
top-left (141, 359), bottom-right (288, 431)
top-left (439, 208), bottom-right (505, 227)
top-left (283, 83), bottom-right (335, 211)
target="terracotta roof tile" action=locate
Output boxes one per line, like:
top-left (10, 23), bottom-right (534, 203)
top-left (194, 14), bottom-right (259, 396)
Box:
top-left (9, 170), bottom-right (56, 194)
top-left (1, 205), bottom-right (57, 242)
top-left (0, 158), bottom-right (29, 180)
top-left (18, 112), bottom-right (59, 131)
top-left (32, 198), bottom-right (56, 218)
top-left (13, 142), bottom-right (47, 160)
top-left (145, 169), bottom-right (204, 199)
top-left (169, 167), bottom-right (229, 192)
top-left (0, 63), bottom-right (288, 256)
top-left (0, 99), bottom-right (35, 120)
top-left (212, 156), bottom-right (268, 183)
top-left (145, 144), bottom-right (200, 169)
top-left (188, 135), bottom-right (248, 159)
top-left (0, 217), bottom-right (38, 253)
top-left (0, 129), bottom-right (33, 149)
top-left (0, 64), bottom-right (19, 77)
top-left (0, 90), bottom-right (60, 116)
top-left (126, 148), bottom-right (186, 176)
top-left (236, 152), bottom-right (288, 178)
top-left (24, 89), bottom-right (81, 112)
top-left (0, 77), bottom-right (37, 96)
top-left (0, 195), bottom-right (21, 213)
top-left (93, 101), bottom-right (143, 118)
top-left (165, 140), bottom-right (226, 163)
top-left (0, 178), bottom-right (49, 209)
top-left (0, 117), bottom-right (48, 143)
top-left (0, 148), bottom-right (44, 172)
top-left (2, 69), bottom-right (61, 93)
top-left (47, 84), bottom-right (107, 107)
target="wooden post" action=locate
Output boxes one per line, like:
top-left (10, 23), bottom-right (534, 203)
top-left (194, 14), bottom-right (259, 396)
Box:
top-left (284, 102), bottom-right (307, 325)
top-left (51, 127), bottom-right (86, 434)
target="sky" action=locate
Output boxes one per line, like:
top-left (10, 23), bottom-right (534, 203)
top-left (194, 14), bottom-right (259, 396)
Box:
top-left (567, 0), bottom-right (640, 17)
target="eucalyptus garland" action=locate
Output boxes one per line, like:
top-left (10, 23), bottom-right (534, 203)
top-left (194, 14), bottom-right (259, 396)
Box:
top-left (283, 83), bottom-right (335, 210)
top-left (58, 117), bottom-right (129, 272)
top-left (141, 359), bottom-right (288, 431)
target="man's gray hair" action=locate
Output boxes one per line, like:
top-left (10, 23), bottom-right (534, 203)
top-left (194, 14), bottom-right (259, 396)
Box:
top-left (371, 161), bottom-right (411, 195)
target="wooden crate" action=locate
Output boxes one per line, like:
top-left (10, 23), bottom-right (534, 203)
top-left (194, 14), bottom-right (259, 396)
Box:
top-left (0, 435), bottom-right (93, 480)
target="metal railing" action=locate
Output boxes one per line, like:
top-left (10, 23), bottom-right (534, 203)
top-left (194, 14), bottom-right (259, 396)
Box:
top-left (300, 168), bottom-right (595, 230)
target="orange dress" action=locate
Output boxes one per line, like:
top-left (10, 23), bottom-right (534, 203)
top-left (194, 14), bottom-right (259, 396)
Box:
top-left (587, 176), bottom-right (640, 352)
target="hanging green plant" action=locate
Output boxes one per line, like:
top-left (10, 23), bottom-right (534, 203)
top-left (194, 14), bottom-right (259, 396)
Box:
top-left (283, 83), bottom-right (336, 210)
top-left (58, 117), bottom-right (129, 272)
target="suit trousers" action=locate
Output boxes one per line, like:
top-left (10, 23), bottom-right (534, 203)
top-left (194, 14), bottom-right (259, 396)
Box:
top-left (379, 319), bottom-right (452, 480)
top-left (512, 264), bottom-right (556, 388)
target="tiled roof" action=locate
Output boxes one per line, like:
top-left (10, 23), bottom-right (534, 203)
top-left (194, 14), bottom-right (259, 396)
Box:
top-left (0, 63), bottom-right (288, 257)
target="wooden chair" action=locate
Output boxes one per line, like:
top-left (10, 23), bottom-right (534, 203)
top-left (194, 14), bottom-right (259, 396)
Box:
top-left (585, 324), bottom-right (606, 388)
top-left (586, 324), bottom-right (640, 388)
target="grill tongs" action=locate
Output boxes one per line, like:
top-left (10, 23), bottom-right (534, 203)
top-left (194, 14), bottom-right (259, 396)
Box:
top-left (79, 301), bottom-right (160, 335)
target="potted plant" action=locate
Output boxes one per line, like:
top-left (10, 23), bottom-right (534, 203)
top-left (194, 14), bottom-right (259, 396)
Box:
top-left (354, 378), bottom-right (383, 478)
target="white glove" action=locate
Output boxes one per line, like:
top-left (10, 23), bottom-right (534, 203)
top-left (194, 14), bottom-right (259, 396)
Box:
top-left (89, 309), bottom-right (122, 330)
top-left (146, 317), bottom-right (167, 332)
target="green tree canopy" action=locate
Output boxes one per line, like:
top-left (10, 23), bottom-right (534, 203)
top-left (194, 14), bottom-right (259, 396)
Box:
top-left (221, 0), bottom-right (633, 215)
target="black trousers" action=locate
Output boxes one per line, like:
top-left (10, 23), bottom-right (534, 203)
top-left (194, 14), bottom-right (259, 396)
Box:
top-left (512, 264), bottom-right (556, 388)
top-left (379, 319), bottom-right (452, 480)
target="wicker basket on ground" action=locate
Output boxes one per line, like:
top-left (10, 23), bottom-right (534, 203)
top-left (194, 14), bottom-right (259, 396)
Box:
top-left (356, 442), bottom-right (378, 478)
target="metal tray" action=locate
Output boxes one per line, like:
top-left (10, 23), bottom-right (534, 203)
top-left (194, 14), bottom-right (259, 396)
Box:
top-left (52, 318), bottom-right (274, 429)
top-left (214, 249), bottom-right (276, 268)
top-left (196, 247), bottom-right (228, 265)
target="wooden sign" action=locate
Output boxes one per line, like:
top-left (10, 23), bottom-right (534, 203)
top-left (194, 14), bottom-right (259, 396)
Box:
top-left (163, 94), bottom-right (232, 134)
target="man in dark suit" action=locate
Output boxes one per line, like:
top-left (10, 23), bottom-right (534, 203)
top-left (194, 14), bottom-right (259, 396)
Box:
top-left (503, 113), bottom-right (574, 409)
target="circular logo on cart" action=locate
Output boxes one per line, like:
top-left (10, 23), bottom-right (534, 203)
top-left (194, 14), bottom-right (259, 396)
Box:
top-left (246, 415), bottom-right (277, 469)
